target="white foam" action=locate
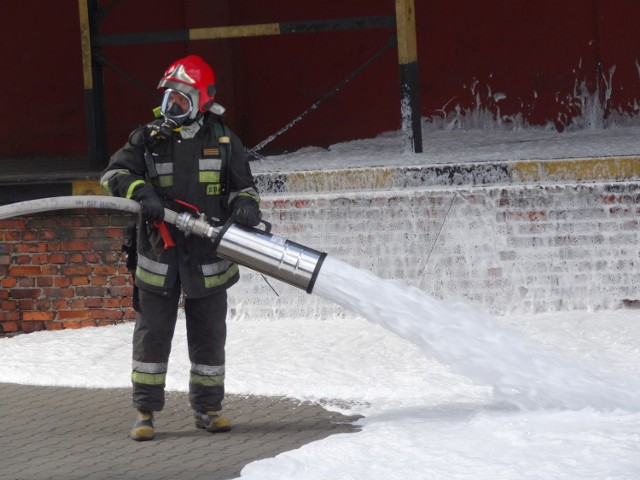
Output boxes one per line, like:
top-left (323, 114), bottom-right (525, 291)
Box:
top-left (313, 255), bottom-right (640, 411)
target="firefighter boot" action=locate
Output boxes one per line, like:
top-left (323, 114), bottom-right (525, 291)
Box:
top-left (130, 409), bottom-right (155, 441)
top-left (194, 411), bottom-right (231, 433)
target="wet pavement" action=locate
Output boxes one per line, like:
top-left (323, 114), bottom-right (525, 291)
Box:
top-left (0, 382), bottom-right (361, 480)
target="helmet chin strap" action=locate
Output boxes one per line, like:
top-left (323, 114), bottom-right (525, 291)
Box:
top-left (178, 116), bottom-right (204, 139)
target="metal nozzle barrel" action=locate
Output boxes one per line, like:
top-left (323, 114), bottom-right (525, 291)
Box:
top-left (171, 211), bottom-right (327, 294)
top-left (213, 222), bottom-right (327, 294)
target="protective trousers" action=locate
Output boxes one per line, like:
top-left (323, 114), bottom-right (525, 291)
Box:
top-left (131, 283), bottom-right (228, 413)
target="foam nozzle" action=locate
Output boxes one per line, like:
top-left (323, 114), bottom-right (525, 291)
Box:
top-left (213, 222), bottom-right (327, 294)
top-left (171, 211), bottom-right (326, 293)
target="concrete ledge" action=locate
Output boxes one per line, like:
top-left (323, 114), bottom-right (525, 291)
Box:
top-left (254, 156), bottom-right (640, 194)
top-left (2, 156), bottom-right (638, 205)
top-left (510, 157), bottom-right (640, 183)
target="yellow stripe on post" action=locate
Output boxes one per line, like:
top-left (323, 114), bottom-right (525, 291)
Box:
top-left (189, 23), bottom-right (281, 41)
top-left (395, 0), bottom-right (418, 65)
top-left (77, 0), bottom-right (93, 89)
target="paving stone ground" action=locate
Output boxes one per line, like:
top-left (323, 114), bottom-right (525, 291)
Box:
top-left (0, 383), bottom-right (362, 480)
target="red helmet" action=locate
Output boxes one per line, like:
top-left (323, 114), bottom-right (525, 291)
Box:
top-left (158, 55), bottom-right (216, 121)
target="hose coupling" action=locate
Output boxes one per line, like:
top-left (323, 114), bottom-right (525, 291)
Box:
top-left (174, 212), bottom-right (220, 240)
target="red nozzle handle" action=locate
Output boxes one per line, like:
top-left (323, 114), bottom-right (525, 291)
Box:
top-left (154, 221), bottom-right (175, 250)
top-left (173, 199), bottom-right (201, 214)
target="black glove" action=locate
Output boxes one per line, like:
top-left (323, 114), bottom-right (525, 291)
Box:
top-left (233, 197), bottom-right (261, 227)
top-left (132, 183), bottom-right (164, 222)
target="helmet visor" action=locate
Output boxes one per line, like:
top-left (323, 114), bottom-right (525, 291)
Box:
top-left (160, 89), bottom-right (193, 121)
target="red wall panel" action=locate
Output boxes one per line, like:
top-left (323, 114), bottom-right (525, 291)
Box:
top-left (2, 1), bottom-right (640, 161)
top-left (0, 2), bottom-right (85, 158)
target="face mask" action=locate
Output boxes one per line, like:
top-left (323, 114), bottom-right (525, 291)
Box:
top-left (160, 89), bottom-right (193, 123)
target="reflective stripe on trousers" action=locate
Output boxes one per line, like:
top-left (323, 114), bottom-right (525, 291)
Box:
top-left (190, 362), bottom-right (225, 387)
top-left (132, 360), bottom-right (168, 385)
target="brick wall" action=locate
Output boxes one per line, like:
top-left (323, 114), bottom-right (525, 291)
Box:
top-left (2, 177), bottom-right (639, 336)
top-left (0, 211), bottom-right (135, 336)
top-left (228, 182), bottom-right (640, 320)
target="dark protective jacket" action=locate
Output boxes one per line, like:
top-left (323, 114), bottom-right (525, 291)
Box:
top-left (100, 113), bottom-right (260, 298)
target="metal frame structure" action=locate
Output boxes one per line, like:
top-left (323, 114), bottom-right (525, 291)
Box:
top-left (77, 0), bottom-right (422, 170)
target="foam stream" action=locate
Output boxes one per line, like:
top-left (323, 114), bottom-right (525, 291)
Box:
top-left (313, 256), bottom-right (640, 411)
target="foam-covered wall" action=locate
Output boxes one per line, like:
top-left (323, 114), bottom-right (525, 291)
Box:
top-left (2, 178), bottom-right (638, 336)
top-left (229, 182), bottom-right (640, 319)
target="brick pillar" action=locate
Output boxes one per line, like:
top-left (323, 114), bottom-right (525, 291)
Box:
top-left (0, 210), bottom-right (135, 336)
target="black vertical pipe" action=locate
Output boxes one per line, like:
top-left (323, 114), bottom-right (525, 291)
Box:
top-left (399, 61), bottom-right (423, 153)
top-left (395, 0), bottom-right (423, 153)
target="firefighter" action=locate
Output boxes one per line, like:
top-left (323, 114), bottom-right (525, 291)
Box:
top-left (100, 55), bottom-right (261, 441)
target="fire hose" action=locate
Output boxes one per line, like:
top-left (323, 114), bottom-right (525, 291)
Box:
top-left (0, 196), bottom-right (327, 294)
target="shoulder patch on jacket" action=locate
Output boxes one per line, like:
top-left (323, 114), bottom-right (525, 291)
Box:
top-left (203, 148), bottom-right (220, 157)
